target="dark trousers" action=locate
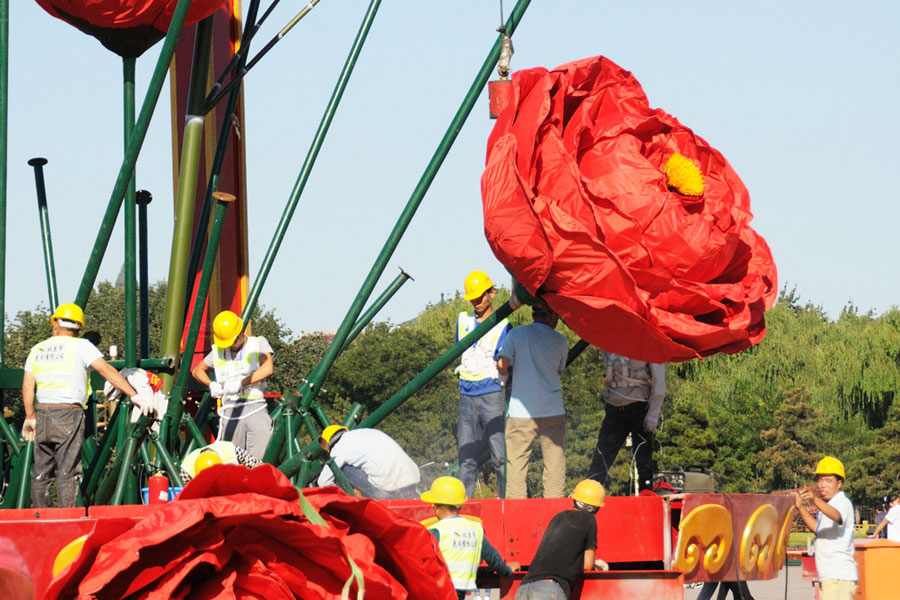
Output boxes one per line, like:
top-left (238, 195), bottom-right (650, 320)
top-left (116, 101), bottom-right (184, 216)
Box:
top-left (32, 404), bottom-right (84, 508)
top-left (698, 581), bottom-right (755, 600)
top-left (587, 402), bottom-right (655, 491)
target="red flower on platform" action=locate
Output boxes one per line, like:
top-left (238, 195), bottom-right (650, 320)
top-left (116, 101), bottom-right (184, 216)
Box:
top-left (46, 465), bottom-right (455, 599)
top-left (483, 55), bottom-right (777, 362)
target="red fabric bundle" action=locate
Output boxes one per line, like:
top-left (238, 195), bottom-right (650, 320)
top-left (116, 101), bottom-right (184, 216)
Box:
top-left (46, 465), bottom-right (455, 599)
top-left (34, 0), bottom-right (231, 57)
top-left (483, 55), bottom-right (777, 363)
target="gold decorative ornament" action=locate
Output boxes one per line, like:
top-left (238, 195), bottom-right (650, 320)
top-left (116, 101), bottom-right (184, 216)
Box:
top-left (674, 504), bottom-right (734, 576)
top-left (772, 506), bottom-right (797, 570)
top-left (739, 504), bottom-right (778, 575)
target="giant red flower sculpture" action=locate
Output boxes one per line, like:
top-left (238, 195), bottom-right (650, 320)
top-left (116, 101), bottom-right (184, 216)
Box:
top-left (35, 0), bottom-right (231, 57)
top-left (46, 465), bottom-right (455, 599)
top-left (483, 55), bottom-right (777, 363)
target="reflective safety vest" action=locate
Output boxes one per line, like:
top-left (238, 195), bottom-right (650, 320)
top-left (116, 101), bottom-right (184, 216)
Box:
top-left (456, 313), bottom-right (508, 382)
top-left (29, 336), bottom-right (90, 406)
top-left (604, 352), bottom-right (652, 404)
top-left (213, 336), bottom-right (267, 405)
top-left (181, 441), bottom-right (239, 478)
top-left (431, 515), bottom-right (484, 591)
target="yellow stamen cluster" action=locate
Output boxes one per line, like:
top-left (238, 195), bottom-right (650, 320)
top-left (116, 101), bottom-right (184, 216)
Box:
top-left (664, 153), bottom-right (705, 197)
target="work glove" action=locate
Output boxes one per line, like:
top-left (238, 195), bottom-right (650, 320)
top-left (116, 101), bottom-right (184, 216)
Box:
top-left (131, 391), bottom-right (156, 417)
top-left (223, 380), bottom-right (243, 396)
top-left (643, 412), bottom-right (659, 432)
top-left (22, 418), bottom-right (36, 442)
top-left (209, 381), bottom-right (224, 398)
top-left (594, 558), bottom-right (609, 571)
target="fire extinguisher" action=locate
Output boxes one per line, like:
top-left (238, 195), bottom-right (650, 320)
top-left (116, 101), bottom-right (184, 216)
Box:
top-left (148, 473), bottom-right (169, 504)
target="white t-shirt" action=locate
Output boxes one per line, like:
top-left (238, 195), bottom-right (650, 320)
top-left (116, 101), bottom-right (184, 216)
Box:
top-left (24, 336), bottom-right (103, 406)
top-left (317, 428), bottom-right (420, 491)
top-left (885, 504), bottom-right (900, 542)
top-left (814, 490), bottom-right (858, 582)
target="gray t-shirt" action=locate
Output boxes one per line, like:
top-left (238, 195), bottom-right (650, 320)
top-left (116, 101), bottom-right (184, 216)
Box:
top-left (498, 322), bottom-right (568, 418)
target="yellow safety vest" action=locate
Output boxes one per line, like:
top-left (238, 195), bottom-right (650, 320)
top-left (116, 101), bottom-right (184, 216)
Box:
top-left (456, 313), bottom-right (508, 382)
top-left (213, 336), bottom-right (266, 403)
top-left (28, 336), bottom-right (89, 406)
top-left (430, 515), bottom-right (484, 591)
top-left (181, 441), bottom-right (239, 478)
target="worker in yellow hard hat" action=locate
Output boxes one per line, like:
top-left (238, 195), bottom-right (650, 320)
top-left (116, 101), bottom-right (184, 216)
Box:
top-left (191, 310), bottom-right (274, 459)
top-left (420, 476), bottom-right (518, 598)
top-left (22, 303), bottom-right (155, 508)
top-left (317, 425), bottom-right (420, 499)
top-left (794, 456), bottom-right (858, 599)
top-left (516, 480), bottom-right (608, 599)
top-left (179, 440), bottom-right (263, 483)
top-left (455, 270), bottom-right (512, 498)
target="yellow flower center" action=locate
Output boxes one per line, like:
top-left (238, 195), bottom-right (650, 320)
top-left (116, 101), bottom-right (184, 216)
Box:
top-left (664, 153), bottom-right (705, 197)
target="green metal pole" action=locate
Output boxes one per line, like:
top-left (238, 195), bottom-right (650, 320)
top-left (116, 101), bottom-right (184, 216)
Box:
top-left (124, 57), bottom-right (138, 368)
top-left (14, 441), bottom-right (32, 508)
top-left (74, 0), bottom-right (197, 308)
top-left (106, 414), bottom-right (152, 505)
top-left (165, 192), bottom-right (233, 447)
top-left (147, 430), bottom-right (184, 487)
top-left (0, 413), bottom-right (19, 454)
top-left (158, 17), bottom-right (215, 392)
top-left (182, 0), bottom-right (264, 323)
top-left (340, 268), bottom-right (412, 353)
top-left (181, 391), bottom-right (212, 457)
top-left (108, 357), bottom-right (175, 370)
top-left (241, 0), bottom-right (385, 325)
top-left (27, 158), bottom-right (58, 308)
top-left (566, 339), bottom-right (589, 366)
top-left (82, 402), bottom-right (122, 501)
top-left (183, 413), bottom-right (207, 449)
top-left (293, 0), bottom-right (532, 412)
top-left (136, 190), bottom-right (152, 358)
top-left (0, 0), bottom-right (7, 366)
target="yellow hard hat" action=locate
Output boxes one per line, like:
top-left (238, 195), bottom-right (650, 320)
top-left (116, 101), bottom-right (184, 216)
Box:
top-left (572, 479), bottom-right (606, 507)
top-left (51, 303), bottom-right (84, 328)
top-left (195, 449), bottom-right (223, 474)
top-left (213, 310), bottom-right (243, 349)
top-left (420, 476), bottom-right (467, 506)
top-left (815, 456), bottom-right (846, 480)
top-left (321, 425), bottom-right (348, 446)
top-left (463, 270), bottom-right (494, 301)
top-left (52, 534), bottom-right (89, 577)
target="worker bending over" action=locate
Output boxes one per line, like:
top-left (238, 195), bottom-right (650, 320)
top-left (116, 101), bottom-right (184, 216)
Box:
top-left (516, 480), bottom-right (607, 600)
top-left (22, 303), bottom-right (155, 508)
top-left (192, 310), bottom-right (273, 459)
top-left (421, 476), bottom-right (519, 599)
top-left (317, 425), bottom-right (420, 499)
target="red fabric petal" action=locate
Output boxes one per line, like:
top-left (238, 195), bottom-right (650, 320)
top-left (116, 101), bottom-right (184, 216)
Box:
top-left (45, 466), bottom-right (455, 600)
top-left (483, 55), bottom-right (777, 362)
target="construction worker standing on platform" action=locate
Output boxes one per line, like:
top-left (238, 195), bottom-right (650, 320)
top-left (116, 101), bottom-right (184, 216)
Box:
top-left (21, 303), bottom-right (155, 508)
top-left (191, 310), bottom-right (273, 459)
top-left (455, 270), bottom-right (511, 498)
top-left (794, 456), bottom-right (858, 600)
top-left (421, 476), bottom-right (519, 599)
top-left (588, 352), bottom-right (665, 492)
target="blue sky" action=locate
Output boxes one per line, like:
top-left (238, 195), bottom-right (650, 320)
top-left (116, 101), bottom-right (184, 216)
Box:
top-left (8, 1), bottom-right (900, 336)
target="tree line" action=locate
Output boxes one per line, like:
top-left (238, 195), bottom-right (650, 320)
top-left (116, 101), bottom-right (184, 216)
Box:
top-left (3, 283), bottom-right (898, 502)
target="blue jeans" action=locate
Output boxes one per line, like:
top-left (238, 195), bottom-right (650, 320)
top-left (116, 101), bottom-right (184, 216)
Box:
top-left (515, 579), bottom-right (565, 600)
top-left (457, 390), bottom-right (506, 497)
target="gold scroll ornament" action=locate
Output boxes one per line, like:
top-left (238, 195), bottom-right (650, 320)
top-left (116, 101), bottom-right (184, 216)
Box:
top-left (673, 504), bottom-right (733, 576)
